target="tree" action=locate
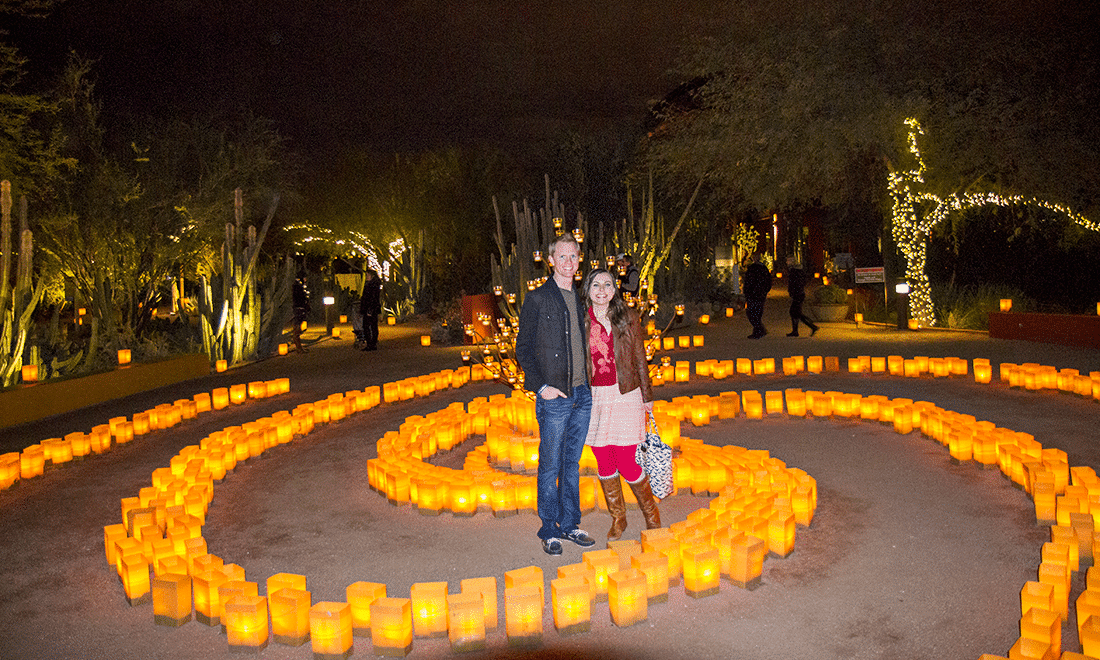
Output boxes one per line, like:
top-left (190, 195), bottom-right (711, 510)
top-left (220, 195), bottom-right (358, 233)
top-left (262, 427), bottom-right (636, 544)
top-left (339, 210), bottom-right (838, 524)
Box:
top-left (0, 43), bottom-right (73, 202)
top-left (644, 0), bottom-right (1100, 257)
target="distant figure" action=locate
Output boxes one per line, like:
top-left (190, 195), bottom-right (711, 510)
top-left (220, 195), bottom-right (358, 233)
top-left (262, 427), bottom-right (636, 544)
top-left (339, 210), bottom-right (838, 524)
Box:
top-left (292, 274), bottom-right (311, 354)
top-left (786, 257), bottom-right (819, 337)
top-left (359, 268), bottom-right (381, 351)
top-left (743, 254), bottom-right (772, 339)
top-left (616, 253), bottom-right (640, 299)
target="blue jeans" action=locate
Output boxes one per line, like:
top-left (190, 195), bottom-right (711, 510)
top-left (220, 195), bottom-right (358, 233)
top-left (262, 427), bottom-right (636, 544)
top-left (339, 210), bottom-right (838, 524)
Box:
top-left (534, 383), bottom-right (591, 541)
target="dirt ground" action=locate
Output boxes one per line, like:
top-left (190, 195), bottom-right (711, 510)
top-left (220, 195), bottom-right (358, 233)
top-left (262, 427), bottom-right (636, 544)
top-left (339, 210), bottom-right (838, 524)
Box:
top-left (2, 292), bottom-right (1099, 660)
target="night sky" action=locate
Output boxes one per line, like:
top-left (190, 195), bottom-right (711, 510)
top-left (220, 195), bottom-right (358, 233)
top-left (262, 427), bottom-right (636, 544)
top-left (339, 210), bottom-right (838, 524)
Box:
top-left (8, 1), bottom-right (719, 164)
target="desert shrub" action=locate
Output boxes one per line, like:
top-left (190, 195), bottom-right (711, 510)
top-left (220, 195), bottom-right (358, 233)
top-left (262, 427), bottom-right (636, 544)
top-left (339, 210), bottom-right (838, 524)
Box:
top-left (931, 283), bottom-right (1034, 330)
top-left (812, 284), bottom-right (849, 305)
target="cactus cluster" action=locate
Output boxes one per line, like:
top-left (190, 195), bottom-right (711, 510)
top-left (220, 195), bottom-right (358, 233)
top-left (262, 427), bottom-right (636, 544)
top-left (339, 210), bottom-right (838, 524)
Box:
top-left (0, 181), bottom-right (47, 388)
top-left (198, 188), bottom-right (292, 367)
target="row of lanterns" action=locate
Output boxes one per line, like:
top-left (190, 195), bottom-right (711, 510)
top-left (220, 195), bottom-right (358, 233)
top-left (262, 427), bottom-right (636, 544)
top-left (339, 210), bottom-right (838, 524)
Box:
top-left (99, 363), bottom-right (816, 655)
top-left (666, 353), bottom-right (1100, 401)
top-left (0, 378), bottom-right (290, 492)
top-left (81, 348), bottom-right (1100, 657)
top-left (100, 365), bottom-right (506, 655)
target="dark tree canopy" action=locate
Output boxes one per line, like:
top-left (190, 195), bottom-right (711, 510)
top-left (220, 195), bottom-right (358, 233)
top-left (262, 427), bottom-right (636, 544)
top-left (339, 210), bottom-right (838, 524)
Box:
top-left (645, 0), bottom-right (1100, 219)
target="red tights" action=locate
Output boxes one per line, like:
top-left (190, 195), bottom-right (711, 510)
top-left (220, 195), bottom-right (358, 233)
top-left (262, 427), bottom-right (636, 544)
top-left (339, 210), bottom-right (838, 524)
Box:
top-left (589, 444), bottom-right (643, 482)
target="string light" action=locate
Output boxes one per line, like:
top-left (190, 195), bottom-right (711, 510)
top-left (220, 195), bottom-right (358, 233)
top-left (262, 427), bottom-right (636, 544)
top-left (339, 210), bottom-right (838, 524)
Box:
top-left (888, 118), bottom-right (1097, 327)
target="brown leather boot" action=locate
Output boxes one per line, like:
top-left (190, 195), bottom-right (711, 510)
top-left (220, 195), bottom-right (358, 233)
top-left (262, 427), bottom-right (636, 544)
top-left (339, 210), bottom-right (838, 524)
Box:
top-left (628, 474), bottom-right (662, 530)
top-left (600, 476), bottom-right (628, 541)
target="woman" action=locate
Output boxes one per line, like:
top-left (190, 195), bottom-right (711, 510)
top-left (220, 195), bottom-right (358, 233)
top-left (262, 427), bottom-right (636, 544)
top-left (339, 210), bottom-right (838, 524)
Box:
top-left (582, 268), bottom-right (661, 541)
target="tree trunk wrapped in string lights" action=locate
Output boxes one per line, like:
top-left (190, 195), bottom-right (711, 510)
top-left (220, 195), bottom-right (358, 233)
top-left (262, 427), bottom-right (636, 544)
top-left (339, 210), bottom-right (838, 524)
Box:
top-left (888, 119), bottom-right (1098, 327)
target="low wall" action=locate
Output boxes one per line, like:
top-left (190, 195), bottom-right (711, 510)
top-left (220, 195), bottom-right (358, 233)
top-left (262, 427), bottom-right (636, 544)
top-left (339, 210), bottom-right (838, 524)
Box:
top-left (988, 312), bottom-right (1100, 350)
top-left (0, 354), bottom-right (209, 429)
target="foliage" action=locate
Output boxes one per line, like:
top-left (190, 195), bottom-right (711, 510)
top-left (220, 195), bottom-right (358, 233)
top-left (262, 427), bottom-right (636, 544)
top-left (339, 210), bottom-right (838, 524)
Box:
top-left (292, 147), bottom-right (521, 306)
top-left (731, 223), bottom-right (759, 269)
top-left (0, 43), bottom-right (74, 202)
top-left (812, 284), bottom-right (849, 305)
top-left (931, 283), bottom-right (1033, 330)
top-left (29, 55), bottom-right (296, 366)
top-left (643, 0), bottom-right (1100, 256)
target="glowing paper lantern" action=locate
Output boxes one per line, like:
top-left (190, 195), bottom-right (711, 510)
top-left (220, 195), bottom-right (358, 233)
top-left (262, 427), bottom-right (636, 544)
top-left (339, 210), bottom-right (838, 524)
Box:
top-left (550, 576), bottom-right (591, 634)
top-left (21, 364), bottom-right (37, 383)
top-left (410, 581), bottom-right (449, 638)
top-left (608, 568), bottom-right (648, 627)
top-left (631, 551), bottom-right (670, 603)
top-left (152, 573), bottom-right (192, 627)
top-left (346, 582), bottom-right (386, 638)
top-left (122, 554), bottom-right (152, 605)
top-left (420, 335), bottom-right (431, 346)
top-left (681, 545), bottom-right (721, 598)
top-left (459, 576), bottom-right (498, 630)
top-left (230, 383), bottom-right (247, 404)
top-left (224, 594), bottom-right (269, 652)
top-left (446, 592), bottom-right (486, 652)
top-left (309, 601), bottom-right (353, 659)
top-left (212, 388), bottom-right (230, 410)
top-left (504, 585), bottom-right (543, 647)
top-left (387, 316), bottom-right (396, 326)
top-left (271, 588), bottom-right (312, 647)
top-left (1019, 607), bottom-right (1061, 657)
top-left (677, 335), bottom-right (690, 349)
top-left (692, 335), bottom-right (704, 347)
top-left (370, 597), bottom-right (412, 657)
top-left (216, 359), bottom-right (228, 372)
top-left (807, 356), bottom-right (823, 374)
top-left (582, 549), bottom-right (620, 601)
top-left (1000, 298), bottom-right (1013, 312)
top-left (1020, 580), bottom-right (1054, 617)
top-left (278, 343), bottom-right (288, 355)
top-left (728, 535), bottom-right (766, 589)
top-left (118, 349), bottom-right (132, 366)
top-left (193, 570), bottom-right (228, 626)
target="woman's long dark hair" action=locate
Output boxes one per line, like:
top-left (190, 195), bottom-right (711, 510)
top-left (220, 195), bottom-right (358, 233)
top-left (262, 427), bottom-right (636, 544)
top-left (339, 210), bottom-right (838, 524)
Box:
top-left (582, 268), bottom-right (631, 333)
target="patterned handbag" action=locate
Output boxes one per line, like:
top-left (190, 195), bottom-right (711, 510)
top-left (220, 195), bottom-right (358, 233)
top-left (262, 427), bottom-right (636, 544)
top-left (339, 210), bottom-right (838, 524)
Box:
top-left (636, 412), bottom-right (674, 499)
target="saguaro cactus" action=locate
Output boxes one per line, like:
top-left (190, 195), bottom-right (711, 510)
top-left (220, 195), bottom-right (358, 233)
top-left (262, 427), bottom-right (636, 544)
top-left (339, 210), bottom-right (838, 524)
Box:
top-left (0, 180), bottom-right (46, 387)
top-left (198, 189), bottom-right (289, 366)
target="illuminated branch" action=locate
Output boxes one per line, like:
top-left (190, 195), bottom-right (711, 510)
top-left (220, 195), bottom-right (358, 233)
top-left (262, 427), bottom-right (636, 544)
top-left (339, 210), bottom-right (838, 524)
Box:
top-left (888, 119), bottom-right (1097, 327)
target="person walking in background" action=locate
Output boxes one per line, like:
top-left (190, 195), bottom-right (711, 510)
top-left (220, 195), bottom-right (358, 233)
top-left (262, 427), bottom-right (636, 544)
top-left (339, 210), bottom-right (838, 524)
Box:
top-left (291, 273), bottom-right (310, 354)
top-left (786, 256), bottom-right (818, 337)
top-left (515, 233), bottom-right (597, 556)
top-left (583, 268), bottom-right (660, 542)
top-left (359, 268), bottom-right (381, 351)
top-left (615, 253), bottom-right (640, 299)
top-left (743, 253), bottom-right (772, 339)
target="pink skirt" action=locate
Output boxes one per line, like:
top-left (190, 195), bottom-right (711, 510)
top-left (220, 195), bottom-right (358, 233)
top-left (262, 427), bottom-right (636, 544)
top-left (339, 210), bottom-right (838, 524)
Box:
top-left (585, 385), bottom-right (645, 448)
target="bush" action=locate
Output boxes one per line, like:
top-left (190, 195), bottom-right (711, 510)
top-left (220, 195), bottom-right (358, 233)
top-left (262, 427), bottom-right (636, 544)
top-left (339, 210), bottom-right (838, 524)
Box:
top-left (931, 283), bottom-right (1034, 330)
top-left (812, 284), bottom-right (849, 305)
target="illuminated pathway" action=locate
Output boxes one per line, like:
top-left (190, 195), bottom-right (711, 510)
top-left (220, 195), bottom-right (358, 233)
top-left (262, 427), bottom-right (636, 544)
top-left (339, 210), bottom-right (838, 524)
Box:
top-left (2, 310), bottom-right (1099, 659)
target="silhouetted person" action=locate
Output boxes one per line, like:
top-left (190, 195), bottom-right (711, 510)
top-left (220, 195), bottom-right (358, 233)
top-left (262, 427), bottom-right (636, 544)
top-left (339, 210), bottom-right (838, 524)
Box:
top-left (743, 254), bottom-right (772, 339)
top-left (786, 257), bottom-right (818, 337)
top-left (359, 268), bottom-right (381, 351)
top-left (292, 274), bottom-right (310, 353)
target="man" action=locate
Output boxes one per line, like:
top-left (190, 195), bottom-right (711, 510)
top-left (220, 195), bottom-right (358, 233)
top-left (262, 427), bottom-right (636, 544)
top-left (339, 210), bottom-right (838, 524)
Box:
top-left (359, 268), bottom-right (381, 351)
top-left (785, 256), bottom-right (818, 337)
top-left (616, 253), bottom-right (640, 299)
top-left (743, 253), bottom-right (772, 339)
top-left (515, 233), bottom-right (597, 555)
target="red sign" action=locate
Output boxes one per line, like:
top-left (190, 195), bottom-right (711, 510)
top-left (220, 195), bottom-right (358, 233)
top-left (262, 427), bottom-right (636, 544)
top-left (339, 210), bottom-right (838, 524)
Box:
top-left (854, 267), bottom-right (885, 283)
